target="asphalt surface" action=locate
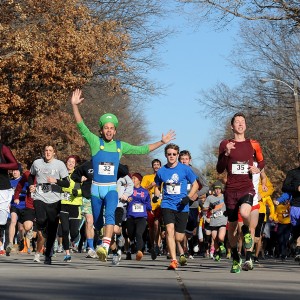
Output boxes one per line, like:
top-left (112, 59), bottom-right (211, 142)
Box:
top-left (1, 252), bottom-right (299, 300)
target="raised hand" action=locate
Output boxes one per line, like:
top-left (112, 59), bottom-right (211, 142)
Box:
top-left (161, 130), bottom-right (176, 144)
top-left (71, 89), bottom-right (84, 106)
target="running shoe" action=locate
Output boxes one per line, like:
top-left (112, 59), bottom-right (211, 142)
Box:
top-left (167, 260), bottom-right (178, 270)
top-left (209, 252), bottom-right (214, 259)
top-left (117, 249), bottom-right (122, 261)
top-left (27, 248), bottom-right (31, 254)
top-left (242, 258), bottom-right (254, 271)
top-left (6, 242), bottom-right (13, 255)
top-left (0, 249), bottom-right (5, 255)
top-left (63, 255), bottom-right (72, 262)
top-left (96, 246), bottom-right (108, 262)
top-left (253, 256), bottom-right (259, 263)
top-left (125, 252), bottom-right (132, 260)
top-left (243, 233), bottom-right (253, 250)
top-left (151, 248), bottom-right (157, 260)
top-left (136, 250), bottom-right (143, 261)
top-left (230, 258), bottom-right (242, 274)
top-left (34, 253), bottom-right (41, 263)
top-left (226, 252), bottom-right (231, 259)
top-left (214, 254), bottom-right (221, 262)
top-left (86, 249), bottom-right (97, 259)
top-left (57, 245), bottom-right (63, 253)
top-left (166, 253), bottom-right (171, 260)
top-left (112, 254), bottom-right (120, 266)
top-left (44, 256), bottom-right (52, 265)
top-left (219, 243), bottom-right (226, 255)
top-left (294, 246), bottom-right (300, 261)
top-left (179, 254), bottom-right (187, 266)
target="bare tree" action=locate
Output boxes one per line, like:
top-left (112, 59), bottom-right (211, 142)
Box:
top-left (178, 0), bottom-right (300, 30)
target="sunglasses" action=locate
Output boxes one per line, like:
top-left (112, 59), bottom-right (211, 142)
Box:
top-left (167, 153), bottom-right (178, 156)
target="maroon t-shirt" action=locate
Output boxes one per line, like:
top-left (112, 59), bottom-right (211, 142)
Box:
top-left (216, 139), bottom-right (265, 192)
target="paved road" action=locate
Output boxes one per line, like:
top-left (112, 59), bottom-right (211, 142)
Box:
top-left (1, 252), bottom-right (299, 300)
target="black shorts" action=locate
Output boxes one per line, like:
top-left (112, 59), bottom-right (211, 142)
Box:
top-left (162, 208), bottom-right (188, 234)
top-left (115, 207), bottom-right (124, 227)
top-left (185, 208), bottom-right (199, 233)
top-left (209, 225), bottom-right (226, 231)
top-left (10, 207), bottom-right (35, 224)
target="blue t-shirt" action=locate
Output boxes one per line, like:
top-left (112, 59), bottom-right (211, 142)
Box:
top-left (10, 177), bottom-right (27, 210)
top-left (155, 162), bottom-right (197, 212)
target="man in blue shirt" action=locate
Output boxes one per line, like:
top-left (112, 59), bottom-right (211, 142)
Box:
top-left (154, 143), bottom-right (198, 270)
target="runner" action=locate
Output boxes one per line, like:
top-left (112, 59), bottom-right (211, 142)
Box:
top-left (6, 164), bottom-right (27, 255)
top-left (282, 155), bottom-right (300, 262)
top-left (126, 173), bottom-right (151, 261)
top-left (153, 143), bottom-right (198, 270)
top-left (28, 143), bottom-right (70, 264)
top-left (0, 143), bottom-right (18, 254)
top-left (216, 112), bottom-right (265, 273)
top-left (14, 166), bottom-right (37, 254)
top-left (71, 159), bottom-right (96, 258)
top-left (111, 164), bottom-right (133, 265)
top-left (203, 181), bottom-right (227, 262)
top-left (177, 150), bottom-right (209, 265)
top-left (60, 155), bottom-right (82, 262)
top-left (71, 89), bottom-right (175, 262)
top-left (141, 159), bottom-right (162, 260)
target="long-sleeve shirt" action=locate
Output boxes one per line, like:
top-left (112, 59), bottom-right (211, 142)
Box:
top-left (127, 186), bottom-right (151, 219)
top-left (0, 144), bottom-right (18, 190)
top-left (216, 139), bottom-right (265, 192)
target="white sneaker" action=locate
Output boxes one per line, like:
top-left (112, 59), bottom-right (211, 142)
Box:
top-left (112, 254), bottom-right (120, 266)
top-left (34, 253), bottom-right (41, 263)
top-left (117, 249), bottom-right (122, 262)
top-left (57, 245), bottom-right (63, 253)
top-left (86, 249), bottom-right (97, 259)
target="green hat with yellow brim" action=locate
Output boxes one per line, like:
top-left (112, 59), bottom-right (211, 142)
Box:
top-left (99, 113), bottom-right (119, 128)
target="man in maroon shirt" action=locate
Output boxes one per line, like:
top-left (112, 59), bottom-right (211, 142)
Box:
top-left (216, 112), bottom-right (265, 273)
top-left (0, 143), bottom-right (18, 254)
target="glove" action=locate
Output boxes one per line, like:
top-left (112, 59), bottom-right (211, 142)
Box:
top-left (209, 202), bottom-right (216, 210)
top-left (181, 196), bottom-right (190, 206)
top-left (72, 189), bottom-right (78, 197)
top-left (152, 196), bottom-right (159, 203)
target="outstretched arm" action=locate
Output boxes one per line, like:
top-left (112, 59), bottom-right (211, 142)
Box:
top-left (71, 89), bottom-right (85, 123)
top-left (148, 130), bottom-right (176, 152)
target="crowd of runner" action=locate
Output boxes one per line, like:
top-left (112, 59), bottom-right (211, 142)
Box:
top-left (0, 91), bottom-right (300, 273)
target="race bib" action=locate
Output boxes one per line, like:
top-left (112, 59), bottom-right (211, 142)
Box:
top-left (37, 184), bottom-right (52, 193)
top-left (166, 183), bottom-right (181, 195)
top-left (63, 192), bottom-right (71, 201)
top-left (98, 162), bottom-right (115, 176)
top-left (232, 162), bottom-right (248, 175)
top-left (132, 203), bottom-right (144, 213)
top-left (213, 210), bottom-right (223, 218)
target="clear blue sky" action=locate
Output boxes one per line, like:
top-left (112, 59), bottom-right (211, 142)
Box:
top-left (146, 11), bottom-right (239, 170)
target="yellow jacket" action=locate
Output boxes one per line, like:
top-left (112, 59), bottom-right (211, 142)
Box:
top-left (259, 196), bottom-right (275, 221)
top-left (274, 203), bottom-right (291, 225)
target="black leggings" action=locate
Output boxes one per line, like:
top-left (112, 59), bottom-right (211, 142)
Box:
top-left (60, 204), bottom-right (81, 251)
top-left (126, 217), bottom-right (147, 252)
